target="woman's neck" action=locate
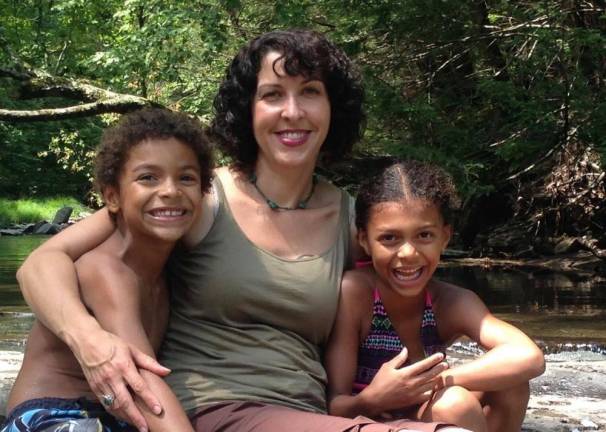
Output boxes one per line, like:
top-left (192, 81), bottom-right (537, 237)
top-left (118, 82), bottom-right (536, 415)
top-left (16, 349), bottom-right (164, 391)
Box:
top-left (251, 160), bottom-right (317, 210)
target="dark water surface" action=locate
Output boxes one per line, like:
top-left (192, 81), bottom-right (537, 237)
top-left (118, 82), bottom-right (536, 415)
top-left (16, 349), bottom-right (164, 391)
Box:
top-left (0, 236), bottom-right (48, 308)
top-left (436, 266), bottom-right (606, 347)
top-left (1, 236), bottom-right (605, 356)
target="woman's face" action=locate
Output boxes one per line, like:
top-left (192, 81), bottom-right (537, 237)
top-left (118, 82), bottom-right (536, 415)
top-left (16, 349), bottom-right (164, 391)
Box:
top-left (252, 51), bottom-right (331, 172)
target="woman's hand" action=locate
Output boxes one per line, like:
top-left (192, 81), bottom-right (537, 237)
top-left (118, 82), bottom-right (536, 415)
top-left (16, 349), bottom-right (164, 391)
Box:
top-left (360, 348), bottom-right (449, 413)
top-left (73, 329), bottom-right (171, 431)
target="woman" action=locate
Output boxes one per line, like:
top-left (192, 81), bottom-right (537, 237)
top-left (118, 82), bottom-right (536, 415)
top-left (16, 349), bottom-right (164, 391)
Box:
top-left (17, 29), bottom-right (466, 432)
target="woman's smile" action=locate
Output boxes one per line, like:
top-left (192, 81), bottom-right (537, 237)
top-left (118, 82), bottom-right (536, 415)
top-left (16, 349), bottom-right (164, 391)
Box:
top-left (253, 50), bottom-right (331, 170)
top-left (275, 129), bottom-right (311, 147)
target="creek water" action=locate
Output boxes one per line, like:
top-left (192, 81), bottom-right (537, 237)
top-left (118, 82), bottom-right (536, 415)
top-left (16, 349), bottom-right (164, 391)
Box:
top-left (1, 235), bottom-right (605, 358)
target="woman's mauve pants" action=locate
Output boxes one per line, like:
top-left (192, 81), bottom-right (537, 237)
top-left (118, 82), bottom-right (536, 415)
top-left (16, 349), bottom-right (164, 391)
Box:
top-left (190, 401), bottom-right (452, 432)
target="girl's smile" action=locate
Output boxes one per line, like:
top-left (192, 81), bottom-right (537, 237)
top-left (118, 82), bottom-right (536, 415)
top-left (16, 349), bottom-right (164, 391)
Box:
top-left (359, 199), bottom-right (451, 298)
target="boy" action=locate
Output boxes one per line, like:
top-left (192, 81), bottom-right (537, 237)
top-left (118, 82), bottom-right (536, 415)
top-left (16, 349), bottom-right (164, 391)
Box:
top-left (2, 108), bottom-right (213, 432)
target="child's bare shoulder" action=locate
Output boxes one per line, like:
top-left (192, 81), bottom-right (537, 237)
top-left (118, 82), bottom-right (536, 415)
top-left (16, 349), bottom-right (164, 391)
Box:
top-left (75, 248), bottom-right (138, 307)
top-left (431, 278), bottom-right (481, 306)
top-left (431, 279), bottom-right (490, 337)
top-left (341, 266), bottom-right (375, 298)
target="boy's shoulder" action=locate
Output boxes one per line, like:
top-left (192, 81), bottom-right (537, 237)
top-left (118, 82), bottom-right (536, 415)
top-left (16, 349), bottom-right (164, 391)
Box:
top-left (75, 247), bottom-right (138, 301)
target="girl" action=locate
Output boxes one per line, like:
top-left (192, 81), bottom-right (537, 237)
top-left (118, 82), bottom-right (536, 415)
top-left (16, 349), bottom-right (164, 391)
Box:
top-left (325, 160), bottom-right (545, 432)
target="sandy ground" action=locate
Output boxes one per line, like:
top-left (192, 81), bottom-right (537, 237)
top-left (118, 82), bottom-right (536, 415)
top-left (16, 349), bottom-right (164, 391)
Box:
top-left (1, 351), bottom-right (605, 430)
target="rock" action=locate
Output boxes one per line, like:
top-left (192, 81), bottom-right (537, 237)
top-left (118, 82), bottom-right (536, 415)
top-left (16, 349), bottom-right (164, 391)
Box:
top-left (581, 419), bottom-right (599, 429)
top-left (0, 228), bottom-right (25, 236)
top-left (0, 351), bottom-right (23, 416)
top-left (51, 207), bottom-right (73, 225)
top-left (554, 236), bottom-right (584, 254)
top-left (32, 222), bottom-right (61, 235)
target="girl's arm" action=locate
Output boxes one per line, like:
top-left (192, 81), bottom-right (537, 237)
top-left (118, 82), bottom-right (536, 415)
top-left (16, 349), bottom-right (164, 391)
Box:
top-left (436, 285), bottom-right (545, 391)
top-left (16, 209), bottom-right (167, 431)
top-left (79, 255), bottom-right (194, 432)
top-left (325, 272), bottom-right (447, 418)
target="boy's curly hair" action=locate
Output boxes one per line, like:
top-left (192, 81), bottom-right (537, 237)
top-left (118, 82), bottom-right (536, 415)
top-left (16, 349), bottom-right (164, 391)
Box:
top-left (209, 29), bottom-right (365, 174)
top-left (94, 108), bottom-right (214, 194)
top-left (355, 159), bottom-right (461, 230)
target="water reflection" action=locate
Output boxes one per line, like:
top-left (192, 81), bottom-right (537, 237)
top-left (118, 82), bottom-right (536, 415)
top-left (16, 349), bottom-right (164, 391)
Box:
top-left (435, 265), bottom-right (606, 346)
top-left (0, 236), bottom-right (48, 307)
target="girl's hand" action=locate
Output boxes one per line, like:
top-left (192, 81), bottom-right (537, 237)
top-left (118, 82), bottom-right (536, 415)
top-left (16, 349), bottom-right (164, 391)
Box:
top-left (73, 330), bottom-right (171, 431)
top-left (361, 348), bottom-right (449, 413)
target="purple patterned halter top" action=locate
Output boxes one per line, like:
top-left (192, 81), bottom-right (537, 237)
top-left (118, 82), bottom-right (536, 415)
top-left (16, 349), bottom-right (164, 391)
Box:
top-left (353, 288), bottom-right (446, 393)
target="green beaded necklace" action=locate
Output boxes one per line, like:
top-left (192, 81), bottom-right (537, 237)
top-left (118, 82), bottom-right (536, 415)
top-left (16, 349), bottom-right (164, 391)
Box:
top-left (250, 173), bottom-right (318, 211)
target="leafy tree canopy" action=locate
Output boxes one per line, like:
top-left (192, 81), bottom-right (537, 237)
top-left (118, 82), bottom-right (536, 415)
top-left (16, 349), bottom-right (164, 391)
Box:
top-left (1, 0), bottom-right (605, 251)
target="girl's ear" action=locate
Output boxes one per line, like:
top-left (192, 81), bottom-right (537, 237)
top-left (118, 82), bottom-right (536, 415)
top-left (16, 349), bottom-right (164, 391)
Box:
top-left (103, 186), bottom-right (120, 214)
top-left (441, 224), bottom-right (452, 252)
top-left (358, 229), bottom-right (371, 256)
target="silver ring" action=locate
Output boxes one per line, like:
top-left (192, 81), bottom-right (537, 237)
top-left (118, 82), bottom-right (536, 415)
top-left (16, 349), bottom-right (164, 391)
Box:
top-left (101, 393), bottom-right (115, 408)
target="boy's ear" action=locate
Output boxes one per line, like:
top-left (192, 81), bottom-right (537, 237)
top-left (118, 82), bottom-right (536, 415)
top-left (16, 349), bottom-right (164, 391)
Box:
top-left (441, 224), bottom-right (452, 252)
top-left (103, 186), bottom-right (120, 214)
top-left (358, 229), bottom-right (371, 257)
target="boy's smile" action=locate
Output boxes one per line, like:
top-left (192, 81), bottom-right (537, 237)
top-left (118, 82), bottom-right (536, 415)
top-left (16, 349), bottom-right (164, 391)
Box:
top-left (105, 137), bottom-right (202, 243)
top-left (359, 199), bottom-right (451, 299)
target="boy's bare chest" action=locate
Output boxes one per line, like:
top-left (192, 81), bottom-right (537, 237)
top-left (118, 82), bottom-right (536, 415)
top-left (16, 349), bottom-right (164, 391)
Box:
top-left (139, 281), bottom-right (169, 352)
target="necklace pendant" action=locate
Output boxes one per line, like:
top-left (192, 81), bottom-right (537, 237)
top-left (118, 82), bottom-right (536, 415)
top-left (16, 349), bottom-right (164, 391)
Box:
top-left (250, 172), bottom-right (318, 212)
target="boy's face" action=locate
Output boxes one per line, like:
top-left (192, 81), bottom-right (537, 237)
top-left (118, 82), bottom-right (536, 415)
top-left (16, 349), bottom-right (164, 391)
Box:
top-left (104, 137), bottom-right (202, 243)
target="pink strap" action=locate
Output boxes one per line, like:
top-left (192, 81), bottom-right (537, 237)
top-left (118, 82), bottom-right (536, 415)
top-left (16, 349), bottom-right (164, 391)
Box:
top-left (425, 290), bottom-right (432, 307)
top-left (373, 287), bottom-right (380, 301)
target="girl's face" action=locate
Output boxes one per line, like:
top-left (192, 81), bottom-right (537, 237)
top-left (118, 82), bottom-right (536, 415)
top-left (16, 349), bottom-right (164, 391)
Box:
top-left (252, 50), bottom-right (331, 172)
top-left (359, 199), bottom-right (451, 298)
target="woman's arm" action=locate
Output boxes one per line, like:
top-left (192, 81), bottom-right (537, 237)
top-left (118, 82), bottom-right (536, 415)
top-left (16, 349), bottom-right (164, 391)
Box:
top-left (18, 209), bottom-right (113, 350)
top-left (17, 209), bottom-right (168, 431)
top-left (325, 272), bottom-right (447, 418)
top-left (436, 285), bottom-right (546, 391)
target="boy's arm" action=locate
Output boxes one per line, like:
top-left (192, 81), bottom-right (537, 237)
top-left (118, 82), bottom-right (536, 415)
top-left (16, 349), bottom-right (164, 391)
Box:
top-left (437, 285), bottom-right (546, 391)
top-left (325, 272), bottom-right (446, 418)
top-left (79, 255), bottom-right (194, 432)
top-left (17, 209), bottom-right (168, 431)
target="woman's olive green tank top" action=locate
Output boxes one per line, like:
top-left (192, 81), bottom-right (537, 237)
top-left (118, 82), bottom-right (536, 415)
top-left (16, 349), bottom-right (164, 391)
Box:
top-left (161, 176), bottom-right (352, 414)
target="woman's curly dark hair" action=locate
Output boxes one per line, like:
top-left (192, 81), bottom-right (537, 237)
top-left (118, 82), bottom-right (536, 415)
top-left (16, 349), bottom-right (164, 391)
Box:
top-left (209, 29), bottom-right (365, 174)
top-left (95, 108), bottom-right (214, 195)
top-left (355, 159), bottom-right (461, 231)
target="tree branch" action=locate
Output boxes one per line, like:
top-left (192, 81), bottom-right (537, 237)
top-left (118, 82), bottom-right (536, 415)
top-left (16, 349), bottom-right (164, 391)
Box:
top-left (0, 62), bottom-right (161, 121)
top-left (0, 96), bottom-right (158, 122)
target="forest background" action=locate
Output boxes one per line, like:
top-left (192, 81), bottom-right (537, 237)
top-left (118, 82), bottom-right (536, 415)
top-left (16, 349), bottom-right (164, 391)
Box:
top-left (1, 0), bottom-right (606, 258)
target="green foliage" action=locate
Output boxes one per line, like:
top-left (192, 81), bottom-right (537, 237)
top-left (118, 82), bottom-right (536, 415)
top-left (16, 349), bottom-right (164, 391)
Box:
top-left (0, 196), bottom-right (91, 226)
top-left (1, 0), bottom-right (605, 209)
